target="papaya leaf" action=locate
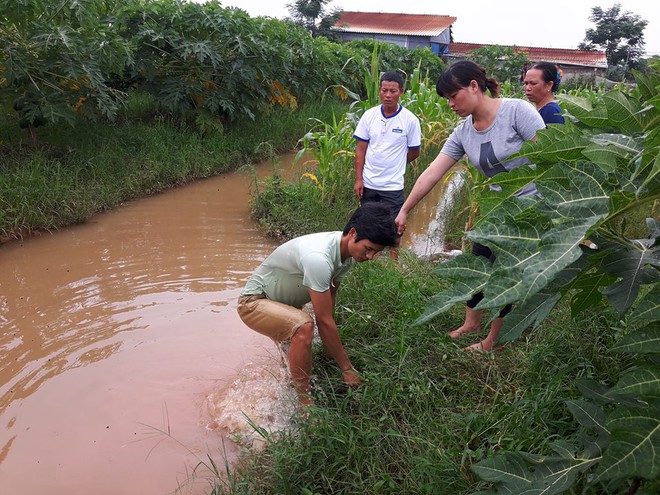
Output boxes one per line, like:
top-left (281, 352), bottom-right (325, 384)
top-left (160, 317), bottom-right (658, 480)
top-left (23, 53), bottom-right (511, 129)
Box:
top-left (515, 124), bottom-right (589, 164)
top-left (535, 162), bottom-right (610, 220)
top-left (558, 94), bottom-right (609, 128)
top-left (497, 291), bottom-right (561, 343)
top-left (647, 218), bottom-right (660, 242)
top-left (594, 400), bottom-right (660, 481)
top-left (630, 284), bottom-right (660, 324)
top-left (581, 144), bottom-right (619, 173)
top-left (471, 451), bottom-right (597, 495)
top-left (414, 254), bottom-right (492, 325)
top-left (612, 322), bottom-right (660, 354)
top-left (567, 399), bottom-right (609, 436)
top-left (473, 189), bottom-right (537, 229)
top-left (468, 216), bottom-right (541, 267)
top-left (603, 91), bottom-right (644, 135)
top-left (637, 150), bottom-right (660, 198)
top-left (566, 270), bottom-right (618, 317)
top-left (609, 364), bottom-right (660, 397)
top-left (575, 379), bottom-right (647, 408)
top-left (598, 238), bottom-right (660, 314)
top-left (520, 218), bottom-right (596, 303)
top-left (632, 70), bottom-right (660, 104)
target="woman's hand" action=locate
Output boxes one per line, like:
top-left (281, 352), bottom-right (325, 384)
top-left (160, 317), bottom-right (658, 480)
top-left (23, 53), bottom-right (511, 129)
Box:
top-left (395, 211), bottom-right (407, 235)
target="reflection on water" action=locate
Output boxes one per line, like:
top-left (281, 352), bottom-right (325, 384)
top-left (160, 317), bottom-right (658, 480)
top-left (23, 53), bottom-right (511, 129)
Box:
top-left (0, 162), bottom-right (281, 495)
top-left (0, 153), bottom-right (455, 494)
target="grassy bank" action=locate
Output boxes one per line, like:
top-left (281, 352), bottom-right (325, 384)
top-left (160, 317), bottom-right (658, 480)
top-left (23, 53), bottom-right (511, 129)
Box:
top-left (0, 96), bottom-right (350, 241)
top-left (213, 71), bottom-right (659, 494)
top-left (213, 252), bottom-right (649, 495)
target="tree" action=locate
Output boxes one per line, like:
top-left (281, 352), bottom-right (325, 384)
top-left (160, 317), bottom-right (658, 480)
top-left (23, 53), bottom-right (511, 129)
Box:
top-left (579, 4), bottom-right (647, 72)
top-left (418, 69), bottom-right (660, 494)
top-left (286, 0), bottom-right (341, 38)
top-left (465, 45), bottom-right (528, 83)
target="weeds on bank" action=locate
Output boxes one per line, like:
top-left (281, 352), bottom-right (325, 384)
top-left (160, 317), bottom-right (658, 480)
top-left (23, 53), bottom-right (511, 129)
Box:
top-left (210, 252), bottom-right (632, 495)
top-left (0, 95), bottom-right (349, 240)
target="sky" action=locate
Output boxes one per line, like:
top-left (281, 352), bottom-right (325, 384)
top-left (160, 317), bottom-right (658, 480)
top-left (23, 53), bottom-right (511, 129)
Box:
top-left (194, 0), bottom-right (660, 57)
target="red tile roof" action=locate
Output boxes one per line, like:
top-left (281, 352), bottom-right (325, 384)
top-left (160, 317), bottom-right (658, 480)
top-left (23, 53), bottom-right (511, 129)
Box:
top-left (334, 12), bottom-right (456, 37)
top-left (449, 42), bottom-right (607, 68)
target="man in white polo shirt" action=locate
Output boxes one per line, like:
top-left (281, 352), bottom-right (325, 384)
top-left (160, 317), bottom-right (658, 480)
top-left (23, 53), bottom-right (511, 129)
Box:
top-left (237, 203), bottom-right (399, 409)
top-left (353, 71), bottom-right (422, 228)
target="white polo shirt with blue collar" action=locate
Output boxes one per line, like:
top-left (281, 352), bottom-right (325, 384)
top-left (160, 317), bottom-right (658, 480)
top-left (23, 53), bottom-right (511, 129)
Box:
top-left (354, 104), bottom-right (422, 191)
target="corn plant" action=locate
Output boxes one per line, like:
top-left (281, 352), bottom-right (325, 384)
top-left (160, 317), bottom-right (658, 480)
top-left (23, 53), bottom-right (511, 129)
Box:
top-left (296, 112), bottom-right (357, 205)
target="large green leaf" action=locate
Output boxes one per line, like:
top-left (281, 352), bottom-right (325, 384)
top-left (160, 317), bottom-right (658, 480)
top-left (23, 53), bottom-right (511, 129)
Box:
top-left (582, 133), bottom-right (642, 174)
top-left (597, 238), bottom-right (660, 314)
top-left (603, 91), bottom-right (645, 135)
top-left (594, 400), bottom-right (660, 481)
top-left (471, 450), bottom-right (598, 495)
top-left (566, 270), bottom-right (618, 317)
top-left (497, 291), bottom-right (561, 343)
top-left (473, 173), bottom-right (540, 227)
top-left (630, 284), bottom-right (660, 324)
top-left (575, 379), bottom-right (647, 407)
top-left (609, 364), bottom-right (660, 397)
top-left (612, 322), bottom-right (660, 354)
top-left (519, 218), bottom-right (594, 303)
top-left (468, 215), bottom-right (541, 267)
top-left (566, 399), bottom-right (608, 436)
top-left (632, 70), bottom-right (660, 104)
top-left (414, 254), bottom-right (491, 326)
top-left (558, 94), bottom-right (609, 128)
top-left (515, 124), bottom-right (589, 164)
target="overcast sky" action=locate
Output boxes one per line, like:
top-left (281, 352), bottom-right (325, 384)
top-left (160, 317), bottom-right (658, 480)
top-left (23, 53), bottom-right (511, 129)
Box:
top-left (196, 0), bottom-right (660, 56)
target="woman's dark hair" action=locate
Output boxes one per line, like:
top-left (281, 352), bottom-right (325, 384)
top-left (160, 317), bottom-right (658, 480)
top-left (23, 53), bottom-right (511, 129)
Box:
top-left (343, 203), bottom-right (399, 247)
top-left (531, 62), bottom-right (562, 92)
top-left (436, 60), bottom-right (500, 98)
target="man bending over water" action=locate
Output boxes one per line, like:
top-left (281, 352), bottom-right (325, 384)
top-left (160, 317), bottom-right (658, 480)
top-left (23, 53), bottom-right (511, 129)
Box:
top-left (237, 203), bottom-right (399, 407)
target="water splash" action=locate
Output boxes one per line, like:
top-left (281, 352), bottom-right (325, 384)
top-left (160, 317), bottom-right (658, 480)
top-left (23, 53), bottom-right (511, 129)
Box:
top-left (206, 358), bottom-right (298, 451)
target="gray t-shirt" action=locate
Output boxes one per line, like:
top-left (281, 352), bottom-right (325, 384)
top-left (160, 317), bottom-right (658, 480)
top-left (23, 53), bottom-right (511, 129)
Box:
top-left (241, 231), bottom-right (354, 308)
top-left (441, 98), bottom-right (545, 196)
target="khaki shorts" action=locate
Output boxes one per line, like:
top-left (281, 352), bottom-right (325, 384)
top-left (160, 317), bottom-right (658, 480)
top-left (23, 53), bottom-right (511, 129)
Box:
top-left (237, 294), bottom-right (313, 342)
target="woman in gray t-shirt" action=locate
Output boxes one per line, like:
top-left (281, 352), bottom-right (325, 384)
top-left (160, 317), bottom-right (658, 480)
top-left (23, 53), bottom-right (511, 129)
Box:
top-left (395, 60), bottom-right (545, 352)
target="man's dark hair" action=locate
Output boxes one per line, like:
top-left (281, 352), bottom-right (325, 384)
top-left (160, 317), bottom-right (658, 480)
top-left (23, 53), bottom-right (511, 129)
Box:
top-left (380, 71), bottom-right (405, 90)
top-left (343, 203), bottom-right (399, 247)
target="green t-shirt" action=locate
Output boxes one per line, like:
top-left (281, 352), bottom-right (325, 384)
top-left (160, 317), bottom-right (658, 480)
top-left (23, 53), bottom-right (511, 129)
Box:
top-left (241, 231), bottom-right (354, 308)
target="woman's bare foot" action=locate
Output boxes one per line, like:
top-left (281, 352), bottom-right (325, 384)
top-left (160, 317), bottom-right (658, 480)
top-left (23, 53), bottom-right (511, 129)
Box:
top-left (465, 339), bottom-right (505, 352)
top-left (447, 324), bottom-right (480, 339)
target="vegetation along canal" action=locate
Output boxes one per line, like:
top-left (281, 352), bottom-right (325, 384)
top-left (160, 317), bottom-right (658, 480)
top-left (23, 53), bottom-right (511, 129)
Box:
top-left (0, 153), bottom-right (451, 494)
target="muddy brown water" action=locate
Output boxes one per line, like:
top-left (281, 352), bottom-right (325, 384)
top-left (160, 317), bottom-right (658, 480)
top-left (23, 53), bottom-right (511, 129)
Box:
top-left (0, 154), bottom-right (454, 494)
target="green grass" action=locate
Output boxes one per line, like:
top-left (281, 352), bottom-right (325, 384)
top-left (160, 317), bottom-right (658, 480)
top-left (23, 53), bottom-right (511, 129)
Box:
top-left (0, 95), bottom-right (350, 240)
top-left (209, 252), bottom-right (642, 495)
